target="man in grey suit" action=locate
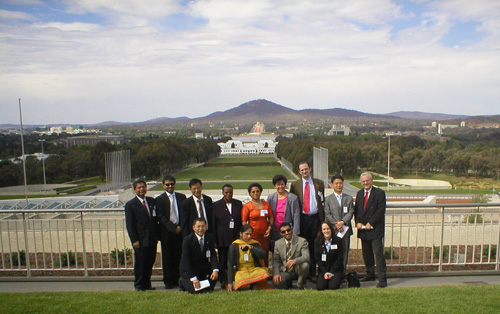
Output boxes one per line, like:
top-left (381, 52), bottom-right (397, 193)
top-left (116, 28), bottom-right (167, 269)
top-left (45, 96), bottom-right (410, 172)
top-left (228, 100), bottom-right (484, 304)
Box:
top-left (324, 173), bottom-right (354, 273)
top-left (272, 222), bottom-right (310, 289)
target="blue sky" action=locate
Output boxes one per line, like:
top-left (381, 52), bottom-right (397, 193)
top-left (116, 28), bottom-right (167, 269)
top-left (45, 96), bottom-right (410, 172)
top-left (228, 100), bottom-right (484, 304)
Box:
top-left (0, 0), bottom-right (499, 124)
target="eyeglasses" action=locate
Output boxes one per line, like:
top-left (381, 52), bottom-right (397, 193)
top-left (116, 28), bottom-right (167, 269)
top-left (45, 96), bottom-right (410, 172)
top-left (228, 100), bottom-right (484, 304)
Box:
top-left (164, 183), bottom-right (175, 187)
top-left (280, 228), bottom-right (292, 234)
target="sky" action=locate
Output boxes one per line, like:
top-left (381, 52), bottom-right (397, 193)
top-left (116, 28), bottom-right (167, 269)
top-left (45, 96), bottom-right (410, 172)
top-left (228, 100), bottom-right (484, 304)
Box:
top-left (0, 0), bottom-right (499, 125)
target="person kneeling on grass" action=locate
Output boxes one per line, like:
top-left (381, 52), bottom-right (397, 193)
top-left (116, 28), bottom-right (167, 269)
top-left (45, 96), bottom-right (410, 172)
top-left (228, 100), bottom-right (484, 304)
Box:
top-left (226, 225), bottom-right (272, 291)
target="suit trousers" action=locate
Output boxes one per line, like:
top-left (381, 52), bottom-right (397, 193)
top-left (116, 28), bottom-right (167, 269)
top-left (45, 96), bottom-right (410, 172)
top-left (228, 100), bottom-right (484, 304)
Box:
top-left (361, 237), bottom-right (387, 283)
top-left (300, 213), bottom-right (320, 277)
top-left (160, 231), bottom-right (182, 286)
top-left (341, 235), bottom-right (351, 273)
top-left (217, 246), bottom-right (229, 286)
top-left (275, 262), bottom-right (309, 289)
top-left (316, 271), bottom-right (344, 290)
top-left (181, 270), bottom-right (217, 294)
top-left (133, 245), bottom-right (157, 290)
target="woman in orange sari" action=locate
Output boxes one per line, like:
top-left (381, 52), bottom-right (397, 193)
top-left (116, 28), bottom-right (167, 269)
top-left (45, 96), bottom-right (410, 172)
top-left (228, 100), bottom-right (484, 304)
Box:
top-left (241, 183), bottom-right (274, 266)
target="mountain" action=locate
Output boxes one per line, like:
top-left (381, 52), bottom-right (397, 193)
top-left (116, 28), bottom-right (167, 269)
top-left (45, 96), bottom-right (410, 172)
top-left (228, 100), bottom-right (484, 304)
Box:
top-left (388, 111), bottom-right (468, 120)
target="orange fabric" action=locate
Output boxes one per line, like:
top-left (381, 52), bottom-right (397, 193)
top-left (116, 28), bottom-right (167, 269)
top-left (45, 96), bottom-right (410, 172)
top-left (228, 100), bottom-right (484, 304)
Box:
top-left (241, 200), bottom-right (274, 259)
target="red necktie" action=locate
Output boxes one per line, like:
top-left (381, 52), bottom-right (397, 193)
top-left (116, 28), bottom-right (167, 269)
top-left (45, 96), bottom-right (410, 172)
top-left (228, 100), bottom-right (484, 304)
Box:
top-left (142, 200), bottom-right (150, 215)
top-left (303, 181), bottom-right (310, 214)
top-left (363, 191), bottom-right (368, 210)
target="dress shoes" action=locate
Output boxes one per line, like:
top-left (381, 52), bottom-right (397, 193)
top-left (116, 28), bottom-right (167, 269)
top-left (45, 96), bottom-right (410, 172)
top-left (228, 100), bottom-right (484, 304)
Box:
top-left (164, 284), bottom-right (173, 289)
top-left (359, 276), bottom-right (376, 282)
top-left (311, 276), bottom-right (317, 283)
top-left (376, 282), bottom-right (387, 288)
top-left (144, 287), bottom-right (156, 291)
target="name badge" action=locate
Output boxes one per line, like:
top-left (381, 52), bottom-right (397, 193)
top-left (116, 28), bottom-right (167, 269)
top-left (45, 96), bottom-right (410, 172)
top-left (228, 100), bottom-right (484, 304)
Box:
top-left (343, 206), bottom-right (348, 213)
top-left (244, 254), bottom-right (249, 261)
top-left (260, 209), bottom-right (268, 216)
top-left (332, 244), bottom-right (338, 250)
top-left (206, 250), bottom-right (211, 258)
top-left (229, 220), bottom-right (234, 229)
top-left (321, 254), bottom-right (327, 262)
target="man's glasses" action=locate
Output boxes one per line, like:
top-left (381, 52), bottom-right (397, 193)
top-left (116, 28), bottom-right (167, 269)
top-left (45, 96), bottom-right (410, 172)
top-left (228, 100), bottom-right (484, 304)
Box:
top-left (280, 228), bottom-right (292, 234)
top-left (164, 183), bottom-right (175, 187)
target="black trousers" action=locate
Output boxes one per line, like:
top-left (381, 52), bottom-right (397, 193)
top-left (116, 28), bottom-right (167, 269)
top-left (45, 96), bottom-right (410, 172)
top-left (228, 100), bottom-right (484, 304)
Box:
top-left (316, 271), bottom-right (344, 290)
top-left (361, 237), bottom-right (387, 283)
top-left (217, 246), bottom-right (229, 286)
top-left (181, 268), bottom-right (217, 294)
top-left (160, 231), bottom-right (182, 286)
top-left (133, 243), bottom-right (157, 290)
top-left (300, 213), bottom-right (320, 278)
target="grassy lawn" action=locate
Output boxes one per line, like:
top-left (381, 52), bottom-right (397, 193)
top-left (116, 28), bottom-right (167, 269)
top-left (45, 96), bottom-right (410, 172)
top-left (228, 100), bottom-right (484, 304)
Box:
top-left (173, 166), bottom-right (290, 181)
top-left (65, 176), bottom-right (105, 186)
top-left (207, 155), bottom-right (277, 164)
top-left (0, 286), bottom-right (498, 314)
top-left (0, 194), bottom-right (58, 200)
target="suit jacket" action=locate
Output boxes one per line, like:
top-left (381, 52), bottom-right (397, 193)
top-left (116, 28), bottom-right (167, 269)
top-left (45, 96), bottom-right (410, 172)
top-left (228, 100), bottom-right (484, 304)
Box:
top-left (290, 178), bottom-right (325, 222)
top-left (125, 196), bottom-right (157, 247)
top-left (324, 192), bottom-right (354, 236)
top-left (212, 198), bottom-right (243, 248)
top-left (314, 237), bottom-right (344, 275)
top-left (267, 192), bottom-right (300, 236)
top-left (179, 232), bottom-right (219, 280)
top-left (272, 235), bottom-right (310, 275)
top-left (155, 191), bottom-right (186, 238)
top-left (354, 186), bottom-right (386, 241)
top-left (180, 195), bottom-right (213, 238)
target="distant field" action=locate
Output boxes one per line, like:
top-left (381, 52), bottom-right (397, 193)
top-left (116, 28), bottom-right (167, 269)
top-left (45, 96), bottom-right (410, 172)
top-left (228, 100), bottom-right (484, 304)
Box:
top-left (207, 156), bottom-right (277, 164)
top-left (174, 166), bottom-right (289, 181)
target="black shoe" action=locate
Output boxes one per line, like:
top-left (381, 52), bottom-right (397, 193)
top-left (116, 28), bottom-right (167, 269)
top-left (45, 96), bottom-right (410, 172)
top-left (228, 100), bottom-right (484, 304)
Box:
top-left (135, 288), bottom-right (146, 291)
top-left (376, 282), bottom-right (387, 288)
top-left (144, 287), bottom-right (156, 291)
top-left (360, 276), bottom-right (376, 282)
top-left (165, 284), bottom-right (173, 289)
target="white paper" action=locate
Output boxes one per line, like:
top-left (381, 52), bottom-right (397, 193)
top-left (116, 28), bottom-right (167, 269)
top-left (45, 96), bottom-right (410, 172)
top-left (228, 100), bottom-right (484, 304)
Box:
top-left (194, 279), bottom-right (210, 291)
top-left (336, 226), bottom-right (349, 238)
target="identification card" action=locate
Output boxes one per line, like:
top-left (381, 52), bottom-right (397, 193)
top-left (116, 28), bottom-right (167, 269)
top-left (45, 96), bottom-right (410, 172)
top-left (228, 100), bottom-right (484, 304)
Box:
top-left (260, 209), bottom-right (268, 216)
top-left (229, 220), bottom-right (234, 229)
top-left (343, 206), bottom-right (348, 213)
top-left (206, 250), bottom-right (211, 258)
top-left (332, 244), bottom-right (338, 250)
top-left (321, 254), bottom-right (327, 262)
top-left (244, 254), bottom-right (249, 261)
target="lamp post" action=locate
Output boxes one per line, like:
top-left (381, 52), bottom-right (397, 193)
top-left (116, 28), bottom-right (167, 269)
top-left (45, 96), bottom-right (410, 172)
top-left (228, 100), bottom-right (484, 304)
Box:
top-left (19, 99), bottom-right (28, 206)
top-left (387, 134), bottom-right (391, 191)
top-left (38, 139), bottom-right (47, 196)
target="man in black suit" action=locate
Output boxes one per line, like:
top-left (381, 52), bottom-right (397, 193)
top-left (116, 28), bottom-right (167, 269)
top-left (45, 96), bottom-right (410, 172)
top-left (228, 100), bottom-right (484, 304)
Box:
top-left (354, 172), bottom-right (387, 288)
top-left (125, 179), bottom-right (158, 291)
top-left (180, 178), bottom-right (213, 238)
top-left (155, 175), bottom-right (186, 289)
top-left (179, 218), bottom-right (219, 293)
top-left (289, 161), bottom-right (325, 282)
top-left (211, 184), bottom-right (242, 288)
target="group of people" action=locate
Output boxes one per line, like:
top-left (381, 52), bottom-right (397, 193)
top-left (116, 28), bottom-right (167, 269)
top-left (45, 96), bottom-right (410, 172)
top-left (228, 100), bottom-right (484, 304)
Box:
top-left (125, 161), bottom-right (387, 293)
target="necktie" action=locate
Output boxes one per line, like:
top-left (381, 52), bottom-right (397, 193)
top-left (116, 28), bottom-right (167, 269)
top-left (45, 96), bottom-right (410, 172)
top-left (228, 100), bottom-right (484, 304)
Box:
top-left (199, 237), bottom-right (204, 252)
top-left (197, 199), bottom-right (206, 221)
top-left (170, 194), bottom-right (178, 224)
top-left (363, 191), bottom-right (369, 210)
top-left (142, 200), bottom-right (149, 215)
top-left (286, 241), bottom-right (293, 273)
top-left (303, 181), bottom-right (310, 214)
top-left (337, 194), bottom-right (342, 206)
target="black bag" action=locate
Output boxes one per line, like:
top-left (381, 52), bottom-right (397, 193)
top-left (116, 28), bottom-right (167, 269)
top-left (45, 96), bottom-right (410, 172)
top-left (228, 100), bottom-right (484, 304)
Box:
top-left (343, 271), bottom-right (361, 288)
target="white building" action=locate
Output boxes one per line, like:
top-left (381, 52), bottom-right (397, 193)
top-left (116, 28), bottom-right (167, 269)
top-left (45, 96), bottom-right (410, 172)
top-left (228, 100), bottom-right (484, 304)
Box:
top-left (218, 137), bottom-right (277, 155)
top-left (327, 125), bottom-right (351, 136)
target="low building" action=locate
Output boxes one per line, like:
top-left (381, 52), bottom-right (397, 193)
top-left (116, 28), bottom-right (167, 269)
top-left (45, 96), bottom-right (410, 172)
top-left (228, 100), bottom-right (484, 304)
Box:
top-left (327, 124), bottom-right (351, 136)
top-left (218, 136), bottom-right (277, 155)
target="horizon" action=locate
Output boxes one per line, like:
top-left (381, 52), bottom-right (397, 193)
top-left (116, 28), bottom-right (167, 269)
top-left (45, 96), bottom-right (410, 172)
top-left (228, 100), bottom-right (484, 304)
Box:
top-left (1, 1), bottom-right (499, 124)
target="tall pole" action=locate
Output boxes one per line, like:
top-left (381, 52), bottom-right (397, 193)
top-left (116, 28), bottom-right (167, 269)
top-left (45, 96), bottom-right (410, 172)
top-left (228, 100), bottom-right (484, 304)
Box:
top-left (387, 134), bottom-right (391, 191)
top-left (39, 139), bottom-right (47, 196)
top-left (19, 99), bottom-right (29, 207)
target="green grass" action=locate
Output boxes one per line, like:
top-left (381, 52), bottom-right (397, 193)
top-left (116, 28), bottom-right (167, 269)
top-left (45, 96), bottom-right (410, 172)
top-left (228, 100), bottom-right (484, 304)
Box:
top-left (0, 194), bottom-right (58, 200)
top-left (0, 286), bottom-right (498, 314)
top-left (65, 176), bottom-right (104, 186)
top-left (207, 156), bottom-right (277, 164)
top-left (173, 166), bottom-right (290, 181)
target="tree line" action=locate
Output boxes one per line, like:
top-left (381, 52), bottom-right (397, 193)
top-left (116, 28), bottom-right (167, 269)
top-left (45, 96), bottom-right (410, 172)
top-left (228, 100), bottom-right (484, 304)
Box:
top-left (0, 135), bottom-right (220, 187)
top-left (275, 132), bottom-right (500, 178)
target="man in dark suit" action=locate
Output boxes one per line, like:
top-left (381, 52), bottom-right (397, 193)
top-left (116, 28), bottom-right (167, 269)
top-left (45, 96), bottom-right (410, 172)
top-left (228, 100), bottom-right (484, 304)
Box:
top-left (324, 173), bottom-right (354, 273)
top-left (211, 184), bottom-right (242, 289)
top-left (179, 218), bottom-right (219, 293)
top-left (155, 175), bottom-right (186, 289)
top-left (289, 161), bottom-right (325, 282)
top-left (125, 179), bottom-right (158, 291)
top-left (180, 178), bottom-right (213, 238)
top-left (272, 222), bottom-right (310, 289)
top-left (354, 172), bottom-right (387, 288)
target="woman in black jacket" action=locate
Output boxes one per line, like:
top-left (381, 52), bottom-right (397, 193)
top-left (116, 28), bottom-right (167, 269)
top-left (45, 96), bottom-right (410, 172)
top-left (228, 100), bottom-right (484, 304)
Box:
top-left (315, 220), bottom-right (344, 290)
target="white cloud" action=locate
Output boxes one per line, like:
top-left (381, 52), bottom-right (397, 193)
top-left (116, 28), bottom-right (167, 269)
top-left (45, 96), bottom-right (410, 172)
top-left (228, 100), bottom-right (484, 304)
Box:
top-left (0, 9), bottom-right (35, 21)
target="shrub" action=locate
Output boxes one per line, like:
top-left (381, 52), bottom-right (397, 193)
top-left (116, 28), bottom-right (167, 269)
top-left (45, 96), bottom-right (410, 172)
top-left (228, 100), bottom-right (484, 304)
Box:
top-left (55, 251), bottom-right (76, 267)
top-left (483, 245), bottom-right (497, 257)
top-left (433, 245), bottom-right (449, 261)
top-left (384, 247), bottom-right (398, 259)
top-left (11, 250), bottom-right (26, 266)
top-left (463, 208), bottom-right (483, 224)
top-left (110, 248), bottom-right (132, 265)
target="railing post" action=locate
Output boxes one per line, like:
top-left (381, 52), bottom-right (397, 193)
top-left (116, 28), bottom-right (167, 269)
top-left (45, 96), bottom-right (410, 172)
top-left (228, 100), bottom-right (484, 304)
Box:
top-left (80, 211), bottom-right (89, 277)
top-left (22, 212), bottom-right (31, 278)
top-left (438, 206), bottom-right (445, 272)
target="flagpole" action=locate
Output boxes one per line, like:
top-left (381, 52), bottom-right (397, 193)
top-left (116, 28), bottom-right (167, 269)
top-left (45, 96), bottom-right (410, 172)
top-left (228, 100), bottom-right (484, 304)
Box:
top-left (19, 98), bottom-right (29, 207)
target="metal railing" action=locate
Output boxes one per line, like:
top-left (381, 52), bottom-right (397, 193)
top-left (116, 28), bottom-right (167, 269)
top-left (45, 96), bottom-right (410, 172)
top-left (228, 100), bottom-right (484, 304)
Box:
top-left (1, 203), bottom-right (499, 277)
